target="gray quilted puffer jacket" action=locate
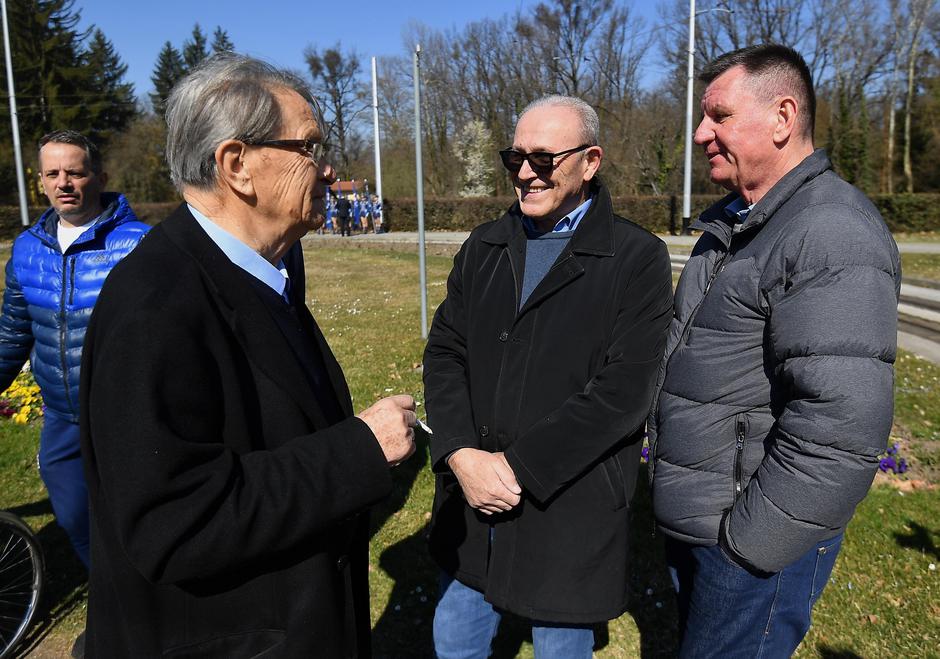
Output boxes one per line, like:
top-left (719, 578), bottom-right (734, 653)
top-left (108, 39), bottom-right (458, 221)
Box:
top-left (648, 150), bottom-right (901, 573)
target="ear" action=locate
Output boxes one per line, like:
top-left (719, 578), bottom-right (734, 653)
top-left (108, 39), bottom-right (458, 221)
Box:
top-left (215, 140), bottom-right (255, 198)
top-left (582, 145), bottom-right (604, 182)
top-left (97, 171), bottom-right (109, 188)
top-left (773, 96), bottom-right (799, 145)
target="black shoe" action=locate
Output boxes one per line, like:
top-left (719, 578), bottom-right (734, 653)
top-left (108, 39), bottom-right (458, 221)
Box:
top-left (70, 629), bottom-right (85, 658)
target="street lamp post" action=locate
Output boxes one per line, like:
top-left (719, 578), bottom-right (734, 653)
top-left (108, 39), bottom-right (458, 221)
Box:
top-left (681, 2), bottom-right (732, 234)
top-left (413, 44), bottom-right (428, 339)
top-left (1, 0), bottom-right (29, 227)
top-left (371, 56), bottom-right (383, 233)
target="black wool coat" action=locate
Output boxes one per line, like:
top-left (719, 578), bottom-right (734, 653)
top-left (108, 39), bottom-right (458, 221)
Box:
top-left (79, 205), bottom-right (392, 658)
top-left (424, 179), bottom-right (674, 623)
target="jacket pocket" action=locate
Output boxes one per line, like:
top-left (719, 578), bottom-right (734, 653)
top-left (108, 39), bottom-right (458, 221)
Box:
top-left (601, 455), bottom-right (627, 511)
top-left (732, 414), bottom-right (747, 500)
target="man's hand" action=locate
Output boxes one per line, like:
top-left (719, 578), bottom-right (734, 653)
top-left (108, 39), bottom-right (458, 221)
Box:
top-left (447, 448), bottom-right (522, 514)
top-left (357, 395), bottom-right (417, 466)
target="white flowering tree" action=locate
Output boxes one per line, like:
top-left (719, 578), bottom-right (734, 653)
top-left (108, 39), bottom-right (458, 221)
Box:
top-left (453, 120), bottom-right (495, 198)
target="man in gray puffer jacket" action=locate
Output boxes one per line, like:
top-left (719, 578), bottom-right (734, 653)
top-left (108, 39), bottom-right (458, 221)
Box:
top-left (649, 44), bottom-right (900, 658)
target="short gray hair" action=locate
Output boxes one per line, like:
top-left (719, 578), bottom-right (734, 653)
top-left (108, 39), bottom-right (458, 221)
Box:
top-left (165, 53), bottom-right (320, 192)
top-left (518, 95), bottom-right (600, 146)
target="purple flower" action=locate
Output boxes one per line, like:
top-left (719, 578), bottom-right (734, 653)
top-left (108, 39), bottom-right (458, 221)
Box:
top-left (879, 457), bottom-right (897, 473)
top-left (641, 446), bottom-right (650, 463)
top-left (897, 459), bottom-right (908, 474)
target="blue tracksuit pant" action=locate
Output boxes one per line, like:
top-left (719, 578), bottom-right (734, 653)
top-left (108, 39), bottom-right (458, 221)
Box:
top-left (38, 410), bottom-right (89, 568)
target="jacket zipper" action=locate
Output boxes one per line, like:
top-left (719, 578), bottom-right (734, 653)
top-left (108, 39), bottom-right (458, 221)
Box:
top-left (733, 417), bottom-right (746, 498)
top-left (68, 258), bottom-right (77, 305)
top-left (59, 252), bottom-right (73, 414)
top-left (649, 247), bottom-right (730, 480)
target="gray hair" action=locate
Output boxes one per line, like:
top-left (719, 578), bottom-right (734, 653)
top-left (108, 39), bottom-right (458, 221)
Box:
top-left (165, 53), bottom-right (320, 192)
top-left (518, 95), bottom-right (600, 146)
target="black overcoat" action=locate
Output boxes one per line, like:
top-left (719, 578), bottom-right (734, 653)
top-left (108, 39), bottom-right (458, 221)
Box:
top-left (424, 179), bottom-right (674, 623)
top-left (79, 205), bottom-right (392, 657)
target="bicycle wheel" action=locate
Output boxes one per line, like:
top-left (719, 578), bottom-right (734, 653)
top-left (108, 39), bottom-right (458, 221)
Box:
top-left (0, 511), bottom-right (43, 659)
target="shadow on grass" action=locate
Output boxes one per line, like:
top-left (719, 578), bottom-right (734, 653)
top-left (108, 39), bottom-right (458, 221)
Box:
top-left (817, 647), bottom-right (863, 659)
top-left (371, 463), bottom-right (680, 658)
top-left (369, 428), bottom-right (430, 542)
top-left (7, 499), bottom-right (87, 658)
top-left (893, 520), bottom-right (939, 560)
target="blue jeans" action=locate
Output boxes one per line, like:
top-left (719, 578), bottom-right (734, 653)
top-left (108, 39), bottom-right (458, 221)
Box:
top-left (38, 411), bottom-right (90, 568)
top-left (665, 533), bottom-right (843, 658)
top-left (433, 573), bottom-right (594, 659)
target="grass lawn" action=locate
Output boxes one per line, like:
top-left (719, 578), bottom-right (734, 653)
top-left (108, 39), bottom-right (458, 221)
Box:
top-left (902, 253), bottom-right (940, 282)
top-left (0, 245), bottom-right (937, 657)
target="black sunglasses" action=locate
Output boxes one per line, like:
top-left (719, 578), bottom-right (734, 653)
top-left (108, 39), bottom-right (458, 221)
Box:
top-left (244, 138), bottom-right (326, 163)
top-left (498, 144), bottom-right (592, 175)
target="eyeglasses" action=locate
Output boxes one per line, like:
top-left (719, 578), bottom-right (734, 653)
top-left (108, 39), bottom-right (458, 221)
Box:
top-left (244, 138), bottom-right (326, 163)
top-left (498, 144), bottom-right (592, 175)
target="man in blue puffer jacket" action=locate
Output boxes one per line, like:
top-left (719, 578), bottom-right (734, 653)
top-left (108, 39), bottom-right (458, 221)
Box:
top-left (0, 130), bottom-right (149, 569)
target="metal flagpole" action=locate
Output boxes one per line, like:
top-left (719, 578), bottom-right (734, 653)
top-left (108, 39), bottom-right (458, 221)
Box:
top-left (414, 44), bottom-right (428, 339)
top-left (681, 0), bottom-right (696, 235)
top-left (1, 0), bottom-right (29, 226)
top-left (371, 56), bottom-right (383, 234)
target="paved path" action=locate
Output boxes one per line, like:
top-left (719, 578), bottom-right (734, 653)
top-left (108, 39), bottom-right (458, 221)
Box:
top-left (304, 231), bottom-right (940, 253)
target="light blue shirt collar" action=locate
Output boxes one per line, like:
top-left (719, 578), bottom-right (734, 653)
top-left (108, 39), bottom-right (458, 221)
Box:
top-left (188, 204), bottom-right (290, 299)
top-left (523, 197), bottom-right (592, 235)
top-left (724, 196), bottom-right (753, 224)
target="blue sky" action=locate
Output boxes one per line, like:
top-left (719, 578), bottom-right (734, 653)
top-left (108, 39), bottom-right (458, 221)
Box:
top-left (79, 0), bottom-right (665, 99)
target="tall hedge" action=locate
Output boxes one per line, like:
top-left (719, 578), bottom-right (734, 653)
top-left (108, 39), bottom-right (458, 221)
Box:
top-left (384, 194), bottom-right (940, 234)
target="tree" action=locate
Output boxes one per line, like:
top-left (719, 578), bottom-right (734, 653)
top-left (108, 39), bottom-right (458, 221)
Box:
top-left (211, 27), bottom-right (235, 54)
top-left (305, 43), bottom-right (367, 171)
top-left (453, 120), bottom-right (495, 197)
top-left (149, 42), bottom-right (185, 116)
top-left (104, 115), bottom-right (178, 202)
top-left (83, 29), bottom-right (136, 147)
top-left (182, 24), bottom-right (209, 70)
top-left (0, 0), bottom-right (138, 202)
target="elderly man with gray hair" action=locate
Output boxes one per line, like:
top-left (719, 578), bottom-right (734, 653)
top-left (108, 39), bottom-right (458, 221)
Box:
top-left (79, 54), bottom-right (417, 657)
top-left (424, 95), bottom-right (673, 657)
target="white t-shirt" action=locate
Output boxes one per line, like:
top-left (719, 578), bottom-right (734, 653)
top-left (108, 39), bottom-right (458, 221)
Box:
top-left (58, 221), bottom-right (92, 253)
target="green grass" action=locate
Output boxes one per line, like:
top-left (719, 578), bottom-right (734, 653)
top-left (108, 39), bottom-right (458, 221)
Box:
top-left (902, 253), bottom-right (940, 282)
top-left (1, 245), bottom-right (938, 657)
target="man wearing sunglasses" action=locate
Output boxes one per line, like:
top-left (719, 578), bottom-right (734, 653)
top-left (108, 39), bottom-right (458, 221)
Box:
top-left (424, 95), bottom-right (673, 658)
top-left (79, 54), bottom-right (418, 657)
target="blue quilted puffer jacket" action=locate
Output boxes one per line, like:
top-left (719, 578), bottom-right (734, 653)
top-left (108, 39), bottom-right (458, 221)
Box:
top-left (0, 192), bottom-right (149, 421)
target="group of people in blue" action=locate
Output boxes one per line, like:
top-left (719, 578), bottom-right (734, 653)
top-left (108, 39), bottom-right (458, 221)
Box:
top-left (323, 185), bottom-right (383, 235)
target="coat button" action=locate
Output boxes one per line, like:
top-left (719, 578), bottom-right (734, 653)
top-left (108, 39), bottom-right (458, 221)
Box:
top-left (498, 331), bottom-right (509, 341)
top-left (336, 555), bottom-right (349, 571)
top-left (479, 425), bottom-right (489, 437)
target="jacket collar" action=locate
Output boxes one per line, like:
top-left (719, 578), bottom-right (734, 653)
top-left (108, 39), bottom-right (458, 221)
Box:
top-left (158, 204), bottom-right (346, 427)
top-left (691, 149), bottom-right (832, 247)
top-left (32, 192), bottom-right (136, 249)
top-left (480, 177), bottom-right (615, 257)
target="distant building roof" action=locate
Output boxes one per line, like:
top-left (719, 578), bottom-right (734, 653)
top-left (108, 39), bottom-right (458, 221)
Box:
top-left (329, 180), bottom-right (369, 194)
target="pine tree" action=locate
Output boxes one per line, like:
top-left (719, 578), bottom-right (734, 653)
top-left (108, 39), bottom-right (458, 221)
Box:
top-left (182, 24), bottom-right (209, 70)
top-left (149, 42), bottom-right (185, 116)
top-left (0, 0), bottom-right (98, 201)
top-left (211, 27), bottom-right (235, 54)
top-left (84, 29), bottom-right (137, 147)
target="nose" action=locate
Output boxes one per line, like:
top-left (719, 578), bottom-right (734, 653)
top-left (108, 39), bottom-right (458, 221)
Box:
top-left (55, 171), bottom-right (72, 189)
top-left (320, 161), bottom-right (337, 184)
top-left (516, 156), bottom-right (538, 180)
top-left (693, 118), bottom-right (712, 146)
